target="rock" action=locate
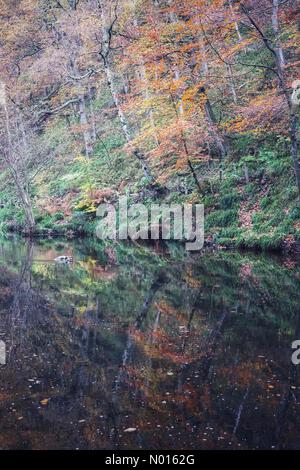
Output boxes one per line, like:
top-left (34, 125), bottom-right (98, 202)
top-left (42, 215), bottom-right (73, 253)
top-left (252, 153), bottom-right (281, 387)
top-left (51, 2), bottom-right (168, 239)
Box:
top-left (54, 256), bottom-right (73, 264)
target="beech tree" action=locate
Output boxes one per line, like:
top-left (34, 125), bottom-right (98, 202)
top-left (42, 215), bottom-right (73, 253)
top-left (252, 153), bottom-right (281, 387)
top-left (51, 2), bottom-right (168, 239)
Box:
top-left (0, 83), bottom-right (52, 231)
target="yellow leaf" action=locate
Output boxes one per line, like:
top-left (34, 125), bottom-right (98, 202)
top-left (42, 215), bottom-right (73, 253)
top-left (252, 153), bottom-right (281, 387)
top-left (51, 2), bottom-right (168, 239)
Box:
top-left (40, 398), bottom-right (50, 405)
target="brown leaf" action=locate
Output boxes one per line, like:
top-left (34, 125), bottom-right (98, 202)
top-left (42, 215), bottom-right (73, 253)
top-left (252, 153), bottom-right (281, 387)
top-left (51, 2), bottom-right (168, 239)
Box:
top-left (40, 398), bottom-right (50, 406)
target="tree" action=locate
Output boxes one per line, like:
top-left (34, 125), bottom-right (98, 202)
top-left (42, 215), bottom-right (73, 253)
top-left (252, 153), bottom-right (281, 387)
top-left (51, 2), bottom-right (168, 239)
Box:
top-left (239, 0), bottom-right (300, 195)
top-left (0, 83), bottom-right (36, 231)
top-left (97, 0), bottom-right (154, 180)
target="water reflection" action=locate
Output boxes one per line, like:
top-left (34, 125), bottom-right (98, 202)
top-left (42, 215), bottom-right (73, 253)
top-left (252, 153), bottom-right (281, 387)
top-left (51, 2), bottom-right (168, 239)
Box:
top-left (0, 237), bottom-right (300, 449)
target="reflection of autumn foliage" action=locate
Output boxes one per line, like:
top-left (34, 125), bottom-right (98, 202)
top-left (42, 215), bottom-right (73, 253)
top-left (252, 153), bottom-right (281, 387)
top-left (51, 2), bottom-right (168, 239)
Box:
top-left (239, 263), bottom-right (260, 287)
top-left (131, 328), bottom-right (197, 365)
top-left (282, 235), bottom-right (296, 252)
top-left (239, 263), bottom-right (254, 280)
top-left (220, 361), bottom-right (265, 387)
top-left (1, 240), bottom-right (300, 450)
top-left (155, 301), bottom-right (187, 324)
top-left (123, 364), bottom-right (205, 419)
top-left (283, 257), bottom-right (297, 270)
top-left (183, 267), bottom-right (202, 289)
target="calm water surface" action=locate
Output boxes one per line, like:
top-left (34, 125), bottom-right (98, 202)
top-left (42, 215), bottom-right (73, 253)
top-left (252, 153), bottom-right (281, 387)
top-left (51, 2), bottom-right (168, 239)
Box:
top-left (0, 237), bottom-right (300, 450)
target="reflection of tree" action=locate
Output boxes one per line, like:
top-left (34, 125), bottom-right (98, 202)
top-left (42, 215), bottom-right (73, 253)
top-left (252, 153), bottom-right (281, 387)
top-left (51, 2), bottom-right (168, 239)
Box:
top-left (7, 240), bottom-right (34, 359)
top-left (274, 311), bottom-right (300, 449)
top-left (108, 252), bottom-right (300, 450)
top-left (106, 271), bottom-right (167, 448)
top-left (0, 241), bottom-right (300, 449)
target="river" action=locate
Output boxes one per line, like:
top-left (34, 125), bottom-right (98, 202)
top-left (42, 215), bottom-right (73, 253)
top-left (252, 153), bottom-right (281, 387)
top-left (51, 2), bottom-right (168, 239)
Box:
top-left (0, 236), bottom-right (299, 449)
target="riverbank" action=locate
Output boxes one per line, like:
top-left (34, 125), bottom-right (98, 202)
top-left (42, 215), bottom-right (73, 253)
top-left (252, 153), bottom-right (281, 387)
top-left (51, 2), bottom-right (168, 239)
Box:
top-left (4, 221), bottom-right (300, 257)
top-left (2, 153), bottom-right (300, 255)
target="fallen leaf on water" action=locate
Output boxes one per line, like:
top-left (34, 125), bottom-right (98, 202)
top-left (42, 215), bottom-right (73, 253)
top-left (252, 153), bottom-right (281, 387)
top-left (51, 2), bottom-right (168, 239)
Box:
top-left (40, 398), bottom-right (50, 405)
top-left (124, 428), bottom-right (137, 433)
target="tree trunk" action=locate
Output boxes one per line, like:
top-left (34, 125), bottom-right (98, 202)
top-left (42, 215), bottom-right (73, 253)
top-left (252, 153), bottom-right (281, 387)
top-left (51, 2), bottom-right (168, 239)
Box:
top-left (20, 187), bottom-right (36, 232)
top-left (270, 1), bottom-right (300, 196)
top-left (98, 1), bottom-right (153, 180)
top-left (227, 63), bottom-right (238, 104)
top-left (77, 85), bottom-right (93, 158)
top-left (229, 0), bottom-right (242, 41)
top-left (68, 60), bottom-right (94, 158)
top-left (139, 64), bottom-right (160, 146)
top-left (203, 94), bottom-right (227, 160)
top-left (241, 3), bottom-right (300, 196)
top-left (272, 0), bottom-right (285, 69)
top-left (1, 88), bottom-right (35, 231)
top-left (88, 84), bottom-right (97, 144)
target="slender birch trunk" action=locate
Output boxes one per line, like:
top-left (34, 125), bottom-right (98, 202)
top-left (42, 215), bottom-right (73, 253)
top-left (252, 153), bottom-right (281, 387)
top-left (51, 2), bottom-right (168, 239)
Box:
top-left (194, 15), bottom-right (228, 160)
top-left (88, 84), bottom-right (97, 144)
top-left (0, 83), bottom-right (35, 231)
top-left (272, 0), bottom-right (285, 68)
top-left (227, 63), bottom-right (238, 104)
top-left (139, 64), bottom-right (160, 146)
top-left (77, 84), bottom-right (93, 158)
top-left (229, 0), bottom-right (242, 41)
